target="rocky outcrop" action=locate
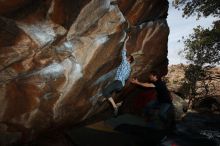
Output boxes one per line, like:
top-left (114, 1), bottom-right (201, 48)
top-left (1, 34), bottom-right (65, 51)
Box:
top-left (171, 93), bottom-right (187, 120)
top-left (0, 0), bottom-right (169, 144)
top-left (166, 65), bottom-right (220, 101)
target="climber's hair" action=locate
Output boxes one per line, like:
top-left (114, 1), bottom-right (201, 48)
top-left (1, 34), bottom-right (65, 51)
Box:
top-left (127, 54), bottom-right (134, 63)
top-left (149, 70), bottom-right (160, 77)
top-left (149, 70), bottom-right (163, 81)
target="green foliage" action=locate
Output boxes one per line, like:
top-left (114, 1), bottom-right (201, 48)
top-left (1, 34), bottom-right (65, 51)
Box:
top-left (173, 0), bottom-right (220, 108)
top-left (179, 23), bottom-right (220, 101)
top-left (178, 64), bottom-right (215, 108)
top-left (173, 0), bottom-right (220, 19)
top-left (183, 21), bottom-right (220, 66)
top-left (185, 65), bottom-right (204, 93)
top-left (178, 81), bottom-right (191, 99)
top-left (174, 0), bottom-right (220, 66)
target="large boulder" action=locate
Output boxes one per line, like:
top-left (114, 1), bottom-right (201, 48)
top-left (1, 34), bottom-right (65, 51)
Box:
top-left (0, 0), bottom-right (169, 144)
top-left (171, 92), bottom-right (188, 120)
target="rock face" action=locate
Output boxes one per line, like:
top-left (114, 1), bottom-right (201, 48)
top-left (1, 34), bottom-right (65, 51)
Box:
top-left (171, 92), bottom-right (187, 120)
top-left (166, 64), bottom-right (220, 101)
top-left (0, 0), bottom-right (169, 144)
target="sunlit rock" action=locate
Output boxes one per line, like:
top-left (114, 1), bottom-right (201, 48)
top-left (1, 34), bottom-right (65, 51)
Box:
top-left (0, 0), bottom-right (169, 144)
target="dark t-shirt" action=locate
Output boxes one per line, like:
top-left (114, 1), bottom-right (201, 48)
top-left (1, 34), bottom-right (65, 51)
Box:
top-left (153, 80), bottom-right (172, 103)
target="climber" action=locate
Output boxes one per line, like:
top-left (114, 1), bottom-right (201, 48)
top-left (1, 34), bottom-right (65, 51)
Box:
top-left (130, 70), bottom-right (173, 122)
top-left (101, 33), bottom-right (134, 116)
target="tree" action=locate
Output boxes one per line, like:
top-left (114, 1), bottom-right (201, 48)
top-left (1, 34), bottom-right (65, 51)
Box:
top-left (173, 0), bottom-right (220, 108)
top-left (173, 0), bottom-right (220, 19)
top-left (173, 0), bottom-right (220, 66)
top-left (182, 21), bottom-right (220, 66)
top-left (183, 64), bottom-right (204, 108)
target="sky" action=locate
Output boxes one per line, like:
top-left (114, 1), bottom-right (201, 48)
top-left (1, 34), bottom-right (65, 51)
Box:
top-left (167, 0), bottom-right (217, 64)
